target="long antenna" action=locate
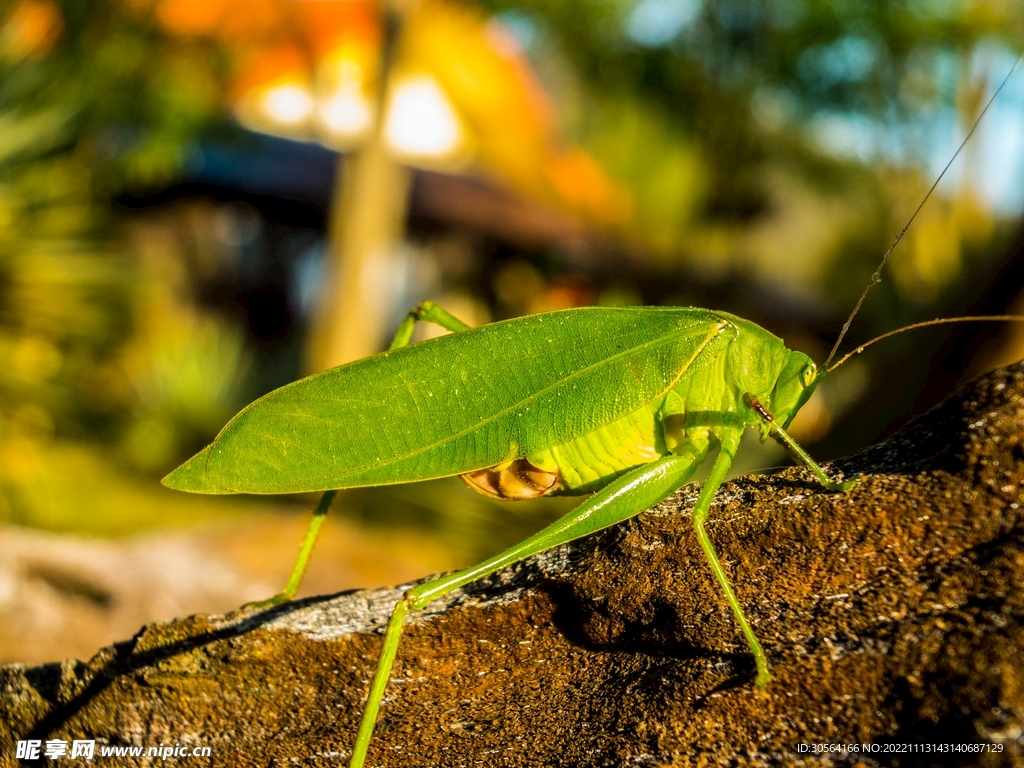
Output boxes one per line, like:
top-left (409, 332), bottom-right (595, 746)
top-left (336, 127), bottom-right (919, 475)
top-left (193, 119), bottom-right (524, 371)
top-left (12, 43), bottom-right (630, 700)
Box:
top-left (824, 50), bottom-right (1024, 368)
top-left (827, 315), bottom-right (1024, 371)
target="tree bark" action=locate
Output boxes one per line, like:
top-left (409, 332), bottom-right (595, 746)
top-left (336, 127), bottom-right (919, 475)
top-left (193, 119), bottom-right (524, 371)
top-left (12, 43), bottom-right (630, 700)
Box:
top-left (3, 362), bottom-right (1024, 767)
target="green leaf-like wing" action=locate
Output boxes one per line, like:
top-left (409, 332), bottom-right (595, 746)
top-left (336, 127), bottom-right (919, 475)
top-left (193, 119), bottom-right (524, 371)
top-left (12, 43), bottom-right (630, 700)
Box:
top-left (163, 307), bottom-right (729, 494)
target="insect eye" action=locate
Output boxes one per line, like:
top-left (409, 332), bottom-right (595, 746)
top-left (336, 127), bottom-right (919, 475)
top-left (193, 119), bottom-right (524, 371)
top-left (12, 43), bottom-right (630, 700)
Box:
top-left (801, 364), bottom-right (816, 387)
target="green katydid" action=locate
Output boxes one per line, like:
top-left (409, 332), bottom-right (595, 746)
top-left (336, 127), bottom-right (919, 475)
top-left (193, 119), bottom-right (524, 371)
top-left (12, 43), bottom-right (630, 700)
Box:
top-left (165, 302), bottom-right (845, 762)
top-left (163, 54), bottom-right (1024, 768)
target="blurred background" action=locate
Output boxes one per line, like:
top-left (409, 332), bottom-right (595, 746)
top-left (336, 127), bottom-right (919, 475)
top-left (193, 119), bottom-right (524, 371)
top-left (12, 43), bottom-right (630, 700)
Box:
top-left (1, 0), bottom-right (1023, 663)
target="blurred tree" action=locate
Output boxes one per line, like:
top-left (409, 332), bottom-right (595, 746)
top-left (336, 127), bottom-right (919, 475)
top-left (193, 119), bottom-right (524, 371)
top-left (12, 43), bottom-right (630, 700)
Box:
top-left (513, 0), bottom-right (1019, 272)
top-left (3, 0), bottom-right (1023, 534)
top-left (152, 0), bottom-right (632, 368)
top-left (0, 0), bottom-right (250, 528)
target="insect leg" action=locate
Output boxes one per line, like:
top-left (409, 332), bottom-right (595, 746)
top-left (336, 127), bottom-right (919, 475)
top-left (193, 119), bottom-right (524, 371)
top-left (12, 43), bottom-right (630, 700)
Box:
top-left (347, 454), bottom-right (701, 768)
top-left (689, 429), bottom-right (773, 687)
top-left (744, 393), bottom-right (856, 492)
top-left (389, 300), bottom-right (471, 349)
top-left (244, 490), bottom-right (338, 608)
top-left (253, 302), bottom-right (470, 609)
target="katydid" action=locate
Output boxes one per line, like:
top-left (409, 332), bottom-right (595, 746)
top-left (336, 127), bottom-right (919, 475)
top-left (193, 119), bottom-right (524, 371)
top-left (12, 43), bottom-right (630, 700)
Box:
top-left (165, 302), bottom-right (847, 763)
top-left (162, 54), bottom-right (1024, 768)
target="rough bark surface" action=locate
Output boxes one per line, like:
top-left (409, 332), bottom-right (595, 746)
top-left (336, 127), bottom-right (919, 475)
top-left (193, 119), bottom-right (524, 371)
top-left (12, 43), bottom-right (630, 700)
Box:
top-left (2, 363), bottom-right (1024, 767)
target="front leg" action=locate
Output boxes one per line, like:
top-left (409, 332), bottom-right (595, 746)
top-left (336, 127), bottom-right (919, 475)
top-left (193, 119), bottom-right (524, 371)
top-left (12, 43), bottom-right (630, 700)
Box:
top-left (244, 490), bottom-right (338, 608)
top-left (745, 393), bottom-right (857, 492)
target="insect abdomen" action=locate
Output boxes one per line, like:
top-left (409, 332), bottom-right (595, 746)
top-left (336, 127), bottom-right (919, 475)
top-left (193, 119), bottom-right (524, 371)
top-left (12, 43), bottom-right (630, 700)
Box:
top-left (461, 459), bottom-right (561, 500)
top-left (532, 400), bottom-right (666, 494)
top-left (459, 401), bottom-right (664, 499)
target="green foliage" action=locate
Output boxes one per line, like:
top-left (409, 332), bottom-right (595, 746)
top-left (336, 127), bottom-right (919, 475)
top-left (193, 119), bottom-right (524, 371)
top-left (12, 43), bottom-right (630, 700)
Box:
top-left (0, 1), bottom-right (244, 530)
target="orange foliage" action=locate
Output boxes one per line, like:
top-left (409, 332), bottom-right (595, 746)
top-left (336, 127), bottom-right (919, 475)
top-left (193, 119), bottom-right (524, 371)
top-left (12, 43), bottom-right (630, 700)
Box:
top-left (229, 44), bottom-right (309, 97)
top-left (544, 149), bottom-right (632, 227)
top-left (155, 0), bottom-right (291, 41)
top-left (294, 0), bottom-right (379, 57)
top-left (155, 0), bottom-right (378, 50)
top-left (149, 0), bottom-right (629, 228)
top-left (1, 0), bottom-right (63, 60)
top-left (399, 0), bottom-right (629, 226)
top-left (157, 0), bottom-right (381, 107)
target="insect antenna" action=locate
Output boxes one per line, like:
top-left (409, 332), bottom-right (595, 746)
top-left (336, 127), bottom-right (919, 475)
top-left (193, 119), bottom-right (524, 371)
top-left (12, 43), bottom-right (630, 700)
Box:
top-left (827, 315), bottom-right (1024, 372)
top-left (823, 50), bottom-right (1024, 369)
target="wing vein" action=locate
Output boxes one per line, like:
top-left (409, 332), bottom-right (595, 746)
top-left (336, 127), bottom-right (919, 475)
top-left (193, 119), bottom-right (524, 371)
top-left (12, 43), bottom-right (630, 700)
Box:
top-left (306, 319), bottom-right (727, 483)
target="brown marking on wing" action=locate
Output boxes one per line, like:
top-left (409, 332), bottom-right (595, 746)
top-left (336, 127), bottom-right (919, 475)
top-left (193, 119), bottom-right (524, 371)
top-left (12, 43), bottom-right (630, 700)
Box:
top-left (629, 358), bottom-right (644, 385)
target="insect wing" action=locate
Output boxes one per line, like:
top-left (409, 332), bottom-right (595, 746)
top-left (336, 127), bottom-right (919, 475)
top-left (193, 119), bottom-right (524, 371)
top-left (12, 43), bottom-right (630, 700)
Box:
top-left (163, 307), bottom-right (729, 494)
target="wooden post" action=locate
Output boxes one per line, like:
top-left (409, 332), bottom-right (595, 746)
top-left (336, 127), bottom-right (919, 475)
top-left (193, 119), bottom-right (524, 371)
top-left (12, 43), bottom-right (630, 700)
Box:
top-left (306, 4), bottom-right (411, 372)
